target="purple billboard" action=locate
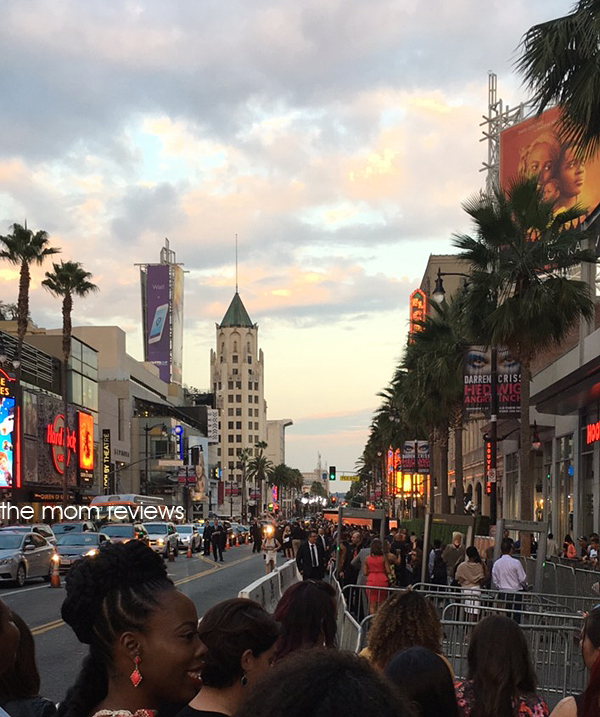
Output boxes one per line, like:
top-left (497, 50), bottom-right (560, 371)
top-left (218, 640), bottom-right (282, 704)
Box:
top-left (144, 264), bottom-right (171, 383)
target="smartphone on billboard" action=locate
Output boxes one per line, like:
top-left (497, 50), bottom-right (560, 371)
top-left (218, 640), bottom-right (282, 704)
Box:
top-left (148, 303), bottom-right (169, 344)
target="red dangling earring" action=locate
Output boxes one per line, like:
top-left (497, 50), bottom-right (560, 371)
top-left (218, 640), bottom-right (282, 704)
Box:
top-left (130, 656), bottom-right (142, 687)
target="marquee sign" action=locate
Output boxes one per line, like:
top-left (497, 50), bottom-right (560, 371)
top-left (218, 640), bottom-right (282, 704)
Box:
top-left (409, 289), bottom-right (427, 340)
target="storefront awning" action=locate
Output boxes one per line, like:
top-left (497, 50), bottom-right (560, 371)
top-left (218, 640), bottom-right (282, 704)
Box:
top-left (531, 354), bottom-right (600, 415)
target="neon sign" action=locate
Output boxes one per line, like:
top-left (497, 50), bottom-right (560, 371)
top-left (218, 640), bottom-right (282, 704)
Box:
top-left (46, 414), bottom-right (76, 475)
top-left (409, 289), bottom-right (427, 339)
top-left (586, 421), bottom-right (600, 445)
top-left (0, 369), bottom-right (16, 489)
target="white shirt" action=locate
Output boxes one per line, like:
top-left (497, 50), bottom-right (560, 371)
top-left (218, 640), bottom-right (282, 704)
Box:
top-left (492, 554), bottom-right (527, 591)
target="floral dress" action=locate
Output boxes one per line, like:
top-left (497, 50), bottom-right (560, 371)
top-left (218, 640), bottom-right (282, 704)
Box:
top-left (455, 680), bottom-right (548, 717)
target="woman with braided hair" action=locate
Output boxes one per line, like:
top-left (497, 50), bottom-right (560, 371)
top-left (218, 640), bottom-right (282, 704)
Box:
top-left (57, 540), bottom-right (204, 717)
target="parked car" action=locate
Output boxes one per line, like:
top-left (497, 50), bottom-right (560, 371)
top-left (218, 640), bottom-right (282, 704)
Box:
top-left (54, 532), bottom-right (110, 572)
top-left (177, 524), bottom-right (202, 552)
top-left (229, 524), bottom-right (248, 545)
top-left (143, 522), bottom-right (179, 558)
top-left (52, 521), bottom-right (97, 536)
top-left (0, 524), bottom-right (57, 546)
top-left (101, 523), bottom-right (149, 546)
top-left (0, 530), bottom-right (55, 587)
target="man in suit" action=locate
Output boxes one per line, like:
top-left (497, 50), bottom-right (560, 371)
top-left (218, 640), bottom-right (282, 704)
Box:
top-left (296, 530), bottom-right (326, 580)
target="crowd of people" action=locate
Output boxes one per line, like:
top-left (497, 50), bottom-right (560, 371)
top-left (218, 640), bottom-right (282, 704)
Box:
top-left (2, 523), bottom-right (600, 717)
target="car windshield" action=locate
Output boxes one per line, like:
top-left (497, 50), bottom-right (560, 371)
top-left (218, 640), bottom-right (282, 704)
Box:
top-left (0, 534), bottom-right (24, 549)
top-left (144, 524), bottom-right (168, 534)
top-left (57, 534), bottom-right (98, 546)
top-left (102, 525), bottom-right (133, 537)
top-left (52, 524), bottom-right (82, 534)
top-left (178, 526), bottom-right (192, 533)
top-left (1, 526), bottom-right (28, 532)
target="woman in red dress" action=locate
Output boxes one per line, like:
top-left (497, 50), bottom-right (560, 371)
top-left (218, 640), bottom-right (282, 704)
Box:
top-left (363, 539), bottom-right (391, 615)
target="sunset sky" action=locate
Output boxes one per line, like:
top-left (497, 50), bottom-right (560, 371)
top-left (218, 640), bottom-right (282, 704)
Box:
top-left (0, 1), bottom-right (570, 482)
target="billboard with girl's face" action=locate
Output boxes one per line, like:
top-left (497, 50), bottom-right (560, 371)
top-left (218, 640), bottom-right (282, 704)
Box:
top-left (500, 106), bottom-right (600, 224)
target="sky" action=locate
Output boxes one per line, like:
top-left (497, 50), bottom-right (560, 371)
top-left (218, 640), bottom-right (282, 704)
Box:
top-left (0, 0), bottom-right (571, 484)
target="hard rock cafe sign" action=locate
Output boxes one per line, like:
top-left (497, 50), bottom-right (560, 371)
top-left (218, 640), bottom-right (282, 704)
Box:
top-left (46, 414), bottom-right (76, 475)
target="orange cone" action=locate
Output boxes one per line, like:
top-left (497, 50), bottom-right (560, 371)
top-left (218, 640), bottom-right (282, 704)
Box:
top-left (50, 555), bottom-right (61, 588)
top-left (187, 543), bottom-right (192, 558)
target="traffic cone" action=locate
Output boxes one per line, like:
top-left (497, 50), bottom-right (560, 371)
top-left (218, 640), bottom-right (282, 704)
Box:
top-left (187, 543), bottom-right (192, 558)
top-left (50, 555), bottom-right (61, 588)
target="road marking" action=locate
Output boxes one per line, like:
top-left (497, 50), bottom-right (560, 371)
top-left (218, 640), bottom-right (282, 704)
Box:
top-left (17, 554), bottom-right (261, 635)
top-left (0, 583), bottom-right (54, 598)
top-left (31, 618), bottom-right (65, 635)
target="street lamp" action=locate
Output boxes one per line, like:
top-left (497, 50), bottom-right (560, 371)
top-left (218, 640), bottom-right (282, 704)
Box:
top-left (431, 267), bottom-right (469, 304)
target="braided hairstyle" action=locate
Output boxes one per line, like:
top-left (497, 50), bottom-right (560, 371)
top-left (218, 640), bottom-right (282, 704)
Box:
top-left (57, 541), bottom-right (174, 717)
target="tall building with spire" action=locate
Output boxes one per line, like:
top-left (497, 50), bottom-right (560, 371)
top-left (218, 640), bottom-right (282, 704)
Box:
top-left (210, 292), bottom-right (267, 517)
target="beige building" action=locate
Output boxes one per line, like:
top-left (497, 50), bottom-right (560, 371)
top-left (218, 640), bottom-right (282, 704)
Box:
top-left (210, 292), bottom-right (268, 515)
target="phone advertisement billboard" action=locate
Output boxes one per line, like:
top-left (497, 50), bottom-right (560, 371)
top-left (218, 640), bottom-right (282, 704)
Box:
top-left (500, 106), bottom-right (600, 225)
top-left (144, 264), bottom-right (171, 383)
top-left (171, 266), bottom-right (184, 385)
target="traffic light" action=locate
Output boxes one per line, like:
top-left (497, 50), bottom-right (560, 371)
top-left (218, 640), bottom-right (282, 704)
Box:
top-left (329, 466), bottom-right (336, 481)
top-left (330, 496), bottom-right (337, 504)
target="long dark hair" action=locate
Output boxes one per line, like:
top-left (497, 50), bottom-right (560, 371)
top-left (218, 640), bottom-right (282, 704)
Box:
top-left (467, 616), bottom-right (537, 717)
top-left (57, 541), bottom-right (175, 717)
top-left (385, 647), bottom-right (459, 717)
top-left (0, 611), bottom-right (41, 703)
top-left (273, 581), bottom-right (336, 660)
top-left (581, 609), bottom-right (600, 717)
top-left (199, 598), bottom-right (279, 688)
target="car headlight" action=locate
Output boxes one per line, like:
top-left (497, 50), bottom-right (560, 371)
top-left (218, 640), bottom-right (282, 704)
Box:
top-left (0, 557), bottom-right (14, 566)
top-left (84, 549), bottom-right (98, 557)
top-left (157, 538), bottom-right (164, 545)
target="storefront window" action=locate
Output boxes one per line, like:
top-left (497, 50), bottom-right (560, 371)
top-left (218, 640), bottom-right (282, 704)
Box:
top-left (556, 434), bottom-right (574, 539)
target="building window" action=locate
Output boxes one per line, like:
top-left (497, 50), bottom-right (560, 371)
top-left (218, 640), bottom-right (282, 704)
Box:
top-left (218, 422), bottom-right (221, 430)
top-left (228, 448), bottom-right (234, 456)
top-left (228, 461), bottom-right (234, 470)
top-left (228, 408), bottom-right (234, 416)
top-left (254, 422), bottom-right (259, 430)
top-left (236, 381), bottom-right (241, 389)
top-left (248, 356), bottom-right (252, 364)
top-left (248, 422), bottom-right (253, 430)
top-left (218, 381), bottom-right (222, 390)
top-left (254, 396), bottom-right (258, 404)
top-left (236, 421), bottom-right (242, 429)
top-left (248, 382), bottom-right (252, 391)
top-left (232, 369), bottom-right (238, 375)
top-left (228, 381), bottom-right (233, 389)
top-left (217, 448), bottom-right (221, 456)
top-left (232, 355), bottom-right (238, 363)
top-left (236, 408), bottom-right (242, 416)
top-left (254, 382), bottom-right (258, 390)
top-left (248, 409), bottom-right (253, 416)
top-left (254, 409), bottom-right (259, 417)
top-left (236, 435), bottom-right (242, 443)
top-left (236, 395), bottom-right (242, 403)
top-left (228, 395), bottom-right (233, 403)
top-left (228, 421), bottom-right (234, 429)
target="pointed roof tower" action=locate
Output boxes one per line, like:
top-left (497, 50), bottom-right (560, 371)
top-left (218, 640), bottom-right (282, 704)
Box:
top-left (219, 292), bottom-right (254, 328)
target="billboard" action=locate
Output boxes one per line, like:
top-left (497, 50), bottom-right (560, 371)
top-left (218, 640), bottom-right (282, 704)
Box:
top-left (102, 429), bottom-right (111, 493)
top-left (78, 412), bottom-right (94, 484)
top-left (171, 265), bottom-right (184, 385)
top-left (0, 370), bottom-right (16, 489)
top-left (143, 264), bottom-right (171, 383)
top-left (189, 436), bottom-right (208, 501)
top-left (409, 289), bottom-right (426, 340)
top-left (463, 346), bottom-right (521, 416)
top-left (400, 441), bottom-right (430, 474)
top-left (207, 408), bottom-right (219, 444)
top-left (500, 106), bottom-right (600, 224)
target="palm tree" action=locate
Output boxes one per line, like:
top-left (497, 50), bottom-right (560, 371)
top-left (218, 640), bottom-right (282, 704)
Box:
top-left (454, 175), bottom-right (595, 533)
top-left (517, 0), bottom-right (600, 161)
top-left (42, 261), bottom-right (99, 506)
top-left (0, 223), bottom-right (60, 360)
top-left (247, 441), bottom-right (274, 513)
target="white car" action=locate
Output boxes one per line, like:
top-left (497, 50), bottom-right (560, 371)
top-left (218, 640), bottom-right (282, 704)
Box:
top-left (143, 522), bottom-right (179, 558)
top-left (0, 530), bottom-right (55, 587)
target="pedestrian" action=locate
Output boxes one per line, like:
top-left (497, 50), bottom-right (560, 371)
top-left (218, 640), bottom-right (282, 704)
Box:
top-left (211, 520), bottom-right (224, 563)
top-left (363, 538), bottom-right (392, 615)
top-left (360, 590), bottom-right (452, 677)
top-left (273, 581), bottom-right (337, 661)
top-left (492, 538), bottom-right (527, 622)
top-left (290, 521), bottom-right (305, 557)
top-left (0, 598), bottom-right (20, 717)
top-left (317, 527), bottom-right (330, 561)
top-left (442, 532), bottom-right (465, 585)
top-left (232, 649), bottom-right (415, 717)
top-left (251, 520), bottom-right (262, 554)
top-left (546, 532), bottom-right (560, 559)
top-left (0, 612), bottom-right (56, 717)
top-left (178, 598), bottom-right (278, 717)
top-left (563, 534), bottom-right (577, 560)
top-left (385, 647), bottom-right (459, 717)
top-left (295, 530), bottom-right (326, 580)
top-left (57, 541), bottom-right (204, 717)
top-left (261, 526), bottom-right (280, 574)
top-left (203, 520), bottom-right (214, 556)
top-left (550, 606), bottom-right (600, 717)
top-left (281, 525), bottom-right (293, 558)
top-left (455, 616), bottom-right (548, 716)
top-left (455, 546), bottom-right (486, 619)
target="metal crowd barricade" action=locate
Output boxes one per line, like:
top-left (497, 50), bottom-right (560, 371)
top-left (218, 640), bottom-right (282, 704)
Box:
top-left (238, 558), bottom-right (300, 613)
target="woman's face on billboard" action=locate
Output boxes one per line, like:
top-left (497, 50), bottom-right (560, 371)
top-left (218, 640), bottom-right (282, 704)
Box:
top-left (559, 147), bottom-right (585, 199)
top-left (528, 142), bottom-right (555, 185)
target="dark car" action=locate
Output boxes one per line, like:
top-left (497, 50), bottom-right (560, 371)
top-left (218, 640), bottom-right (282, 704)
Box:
top-left (101, 523), bottom-right (149, 545)
top-left (55, 532), bottom-right (110, 573)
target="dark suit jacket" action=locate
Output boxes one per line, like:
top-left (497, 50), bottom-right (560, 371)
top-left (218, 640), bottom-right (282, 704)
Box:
top-left (296, 539), bottom-right (326, 580)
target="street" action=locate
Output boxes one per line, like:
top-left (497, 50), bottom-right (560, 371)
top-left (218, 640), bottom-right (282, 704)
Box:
top-left (1, 543), bottom-right (267, 704)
